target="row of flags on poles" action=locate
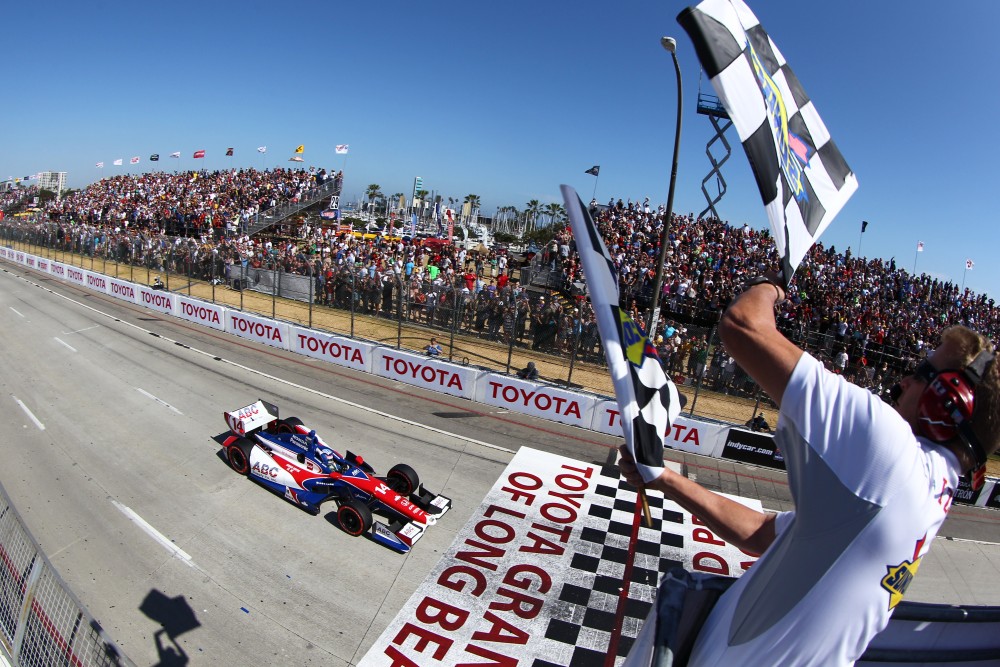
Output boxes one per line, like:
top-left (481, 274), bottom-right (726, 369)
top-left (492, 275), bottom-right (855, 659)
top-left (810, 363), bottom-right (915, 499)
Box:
top-left (93, 144), bottom-right (350, 169)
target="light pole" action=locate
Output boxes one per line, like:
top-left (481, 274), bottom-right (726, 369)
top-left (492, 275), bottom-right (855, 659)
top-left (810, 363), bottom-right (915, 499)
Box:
top-left (645, 36), bottom-right (683, 339)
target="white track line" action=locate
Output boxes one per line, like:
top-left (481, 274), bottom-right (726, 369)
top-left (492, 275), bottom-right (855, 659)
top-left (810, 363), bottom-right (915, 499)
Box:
top-left (54, 337), bottom-right (77, 352)
top-left (111, 500), bottom-right (194, 566)
top-left (9, 307), bottom-right (24, 318)
top-left (12, 395), bottom-right (45, 430)
top-left (135, 387), bottom-right (184, 415)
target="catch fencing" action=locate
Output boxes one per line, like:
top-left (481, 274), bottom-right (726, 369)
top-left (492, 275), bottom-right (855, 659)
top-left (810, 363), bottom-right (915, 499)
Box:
top-left (0, 483), bottom-right (134, 667)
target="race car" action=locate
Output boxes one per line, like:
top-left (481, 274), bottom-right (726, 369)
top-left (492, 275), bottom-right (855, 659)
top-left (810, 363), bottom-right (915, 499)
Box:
top-left (222, 399), bottom-right (451, 553)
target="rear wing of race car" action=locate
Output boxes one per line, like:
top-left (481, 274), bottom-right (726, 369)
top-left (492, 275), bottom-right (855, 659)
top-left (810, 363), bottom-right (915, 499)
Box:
top-left (224, 399), bottom-right (280, 436)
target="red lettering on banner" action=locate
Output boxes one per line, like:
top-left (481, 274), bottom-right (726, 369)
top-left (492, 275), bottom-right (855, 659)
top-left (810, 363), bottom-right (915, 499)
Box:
top-left (111, 283), bottom-right (136, 299)
top-left (296, 333), bottom-right (364, 364)
top-left (693, 552), bottom-right (729, 576)
top-left (437, 565), bottom-right (488, 597)
top-left (670, 423), bottom-right (701, 447)
top-left (500, 471), bottom-right (541, 506)
top-left (693, 528), bottom-right (725, 547)
top-left (455, 540), bottom-right (506, 572)
top-left (52, 265), bottom-right (65, 276)
top-left (141, 291), bottom-right (172, 309)
top-left (38, 260), bottom-right (48, 270)
top-left (181, 301), bottom-right (221, 324)
top-left (470, 610), bottom-right (529, 645)
top-left (230, 315), bottom-right (283, 342)
top-left (416, 597), bottom-right (469, 632)
top-left (489, 584), bottom-right (545, 620)
top-left (483, 504), bottom-right (526, 521)
top-left (382, 354), bottom-right (463, 390)
top-left (391, 622), bottom-right (453, 662)
top-left (67, 268), bottom-right (84, 281)
top-left (474, 519), bottom-right (516, 545)
top-left (87, 274), bottom-right (107, 289)
top-left (519, 528), bottom-right (565, 556)
top-left (487, 381), bottom-right (581, 418)
top-left (26, 257), bottom-right (35, 267)
top-left (383, 645), bottom-right (420, 667)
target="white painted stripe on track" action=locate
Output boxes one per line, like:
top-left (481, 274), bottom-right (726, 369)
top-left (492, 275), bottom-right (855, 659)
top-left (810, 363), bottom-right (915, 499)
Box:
top-left (12, 395), bottom-right (45, 430)
top-left (135, 387), bottom-right (183, 415)
top-left (54, 337), bottom-right (77, 352)
top-left (111, 500), bottom-right (194, 566)
top-left (9, 306), bottom-right (24, 318)
top-left (9, 269), bottom-right (516, 455)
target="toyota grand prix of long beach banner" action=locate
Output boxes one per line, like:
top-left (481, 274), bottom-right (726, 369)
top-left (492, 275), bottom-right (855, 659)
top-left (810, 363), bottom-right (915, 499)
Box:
top-left (359, 447), bottom-right (760, 667)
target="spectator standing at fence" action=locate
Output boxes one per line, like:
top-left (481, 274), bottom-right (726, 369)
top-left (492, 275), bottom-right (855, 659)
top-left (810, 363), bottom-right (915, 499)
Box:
top-left (621, 272), bottom-right (999, 666)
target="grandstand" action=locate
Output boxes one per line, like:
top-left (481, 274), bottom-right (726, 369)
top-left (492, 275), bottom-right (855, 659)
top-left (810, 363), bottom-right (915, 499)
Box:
top-left (2, 169), bottom-right (998, 416)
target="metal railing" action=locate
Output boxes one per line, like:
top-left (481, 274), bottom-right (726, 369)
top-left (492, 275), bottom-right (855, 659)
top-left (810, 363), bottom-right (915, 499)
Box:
top-left (0, 483), bottom-right (134, 667)
top-left (246, 176), bottom-right (343, 236)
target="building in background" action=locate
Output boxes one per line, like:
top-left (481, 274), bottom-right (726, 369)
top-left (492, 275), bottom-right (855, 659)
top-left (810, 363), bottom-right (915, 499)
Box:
top-left (36, 171), bottom-right (67, 197)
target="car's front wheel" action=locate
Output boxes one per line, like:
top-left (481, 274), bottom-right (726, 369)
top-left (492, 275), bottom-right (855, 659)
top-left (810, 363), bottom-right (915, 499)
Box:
top-left (227, 439), bottom-right (253, 475)
top-left (337, 499), bottom-right (373, 536)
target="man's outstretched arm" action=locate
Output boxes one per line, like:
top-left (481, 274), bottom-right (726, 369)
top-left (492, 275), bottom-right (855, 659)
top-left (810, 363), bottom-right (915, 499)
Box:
top-left (719, 275), bottom-right (802, 407)
top-left (619, 447), bottom-right (777, 556)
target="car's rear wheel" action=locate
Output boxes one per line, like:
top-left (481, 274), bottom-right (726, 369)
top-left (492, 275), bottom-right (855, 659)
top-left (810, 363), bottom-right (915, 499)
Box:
top-left (337, 499), bottom-right (373, 536)
top-left (386, 464), bottom-right (419, 496)
top-left (275, 416), bottom-right (304, 434)
top-left (227, 439), bottom-right (253, 475)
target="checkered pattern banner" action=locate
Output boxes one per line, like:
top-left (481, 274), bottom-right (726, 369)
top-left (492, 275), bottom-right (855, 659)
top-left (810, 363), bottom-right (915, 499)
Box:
top-left (678, 0), bottom-right (858, 283)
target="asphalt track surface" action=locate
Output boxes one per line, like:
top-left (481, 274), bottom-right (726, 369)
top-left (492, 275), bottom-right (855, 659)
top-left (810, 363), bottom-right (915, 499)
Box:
top-left (1, 262), bottom-right (998, 666)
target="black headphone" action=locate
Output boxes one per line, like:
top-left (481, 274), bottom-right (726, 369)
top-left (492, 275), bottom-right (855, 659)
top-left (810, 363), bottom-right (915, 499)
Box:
top-left (915, 349), bottom-right (994, 475)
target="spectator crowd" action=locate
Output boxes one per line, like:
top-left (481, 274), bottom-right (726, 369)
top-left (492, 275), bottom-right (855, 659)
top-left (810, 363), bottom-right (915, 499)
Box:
top-left (3, 175), bottom-right (998, 405)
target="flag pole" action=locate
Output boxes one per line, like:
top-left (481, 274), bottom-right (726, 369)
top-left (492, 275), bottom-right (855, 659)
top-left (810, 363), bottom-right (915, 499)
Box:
top-left (962, 264), bottom-right (968, 291)
top-left (591, 172), bottom-right (599, 201)
top-left (912, 246), bottom-right (919, 274)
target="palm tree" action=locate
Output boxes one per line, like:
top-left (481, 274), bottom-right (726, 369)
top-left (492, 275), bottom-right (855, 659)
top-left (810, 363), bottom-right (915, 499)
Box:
top-left (525, 199), bottom-right (541, 233)
top-left (463, 194), bottom-right (481, 224)
top-left (543, 202), bottom-right (566, 227)
top-left (366, 184), bottom-right (382, 217)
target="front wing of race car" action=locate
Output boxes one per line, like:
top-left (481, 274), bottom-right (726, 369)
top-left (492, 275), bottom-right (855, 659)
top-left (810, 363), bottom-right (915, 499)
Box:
top-left (370, 485), bottom-right (452, 553)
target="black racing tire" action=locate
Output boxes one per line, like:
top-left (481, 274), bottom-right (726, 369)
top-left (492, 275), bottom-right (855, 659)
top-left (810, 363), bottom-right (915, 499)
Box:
top-left (275, 416), bottom-right (304, 434)
top-left (386, 464), bottom-right (419, 496)
top-left (337, 499), bottom-right (373, 536)
top-left (226, 439), bottom-right (253, 476)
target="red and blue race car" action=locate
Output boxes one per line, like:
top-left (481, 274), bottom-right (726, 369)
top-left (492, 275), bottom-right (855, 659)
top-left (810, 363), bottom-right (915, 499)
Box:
top-left (222, 400), bottom-right (451, 553)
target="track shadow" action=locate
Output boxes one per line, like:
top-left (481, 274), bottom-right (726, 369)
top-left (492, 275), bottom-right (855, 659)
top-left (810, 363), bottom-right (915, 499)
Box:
top-left (139, 589), bottom-right (201, 667)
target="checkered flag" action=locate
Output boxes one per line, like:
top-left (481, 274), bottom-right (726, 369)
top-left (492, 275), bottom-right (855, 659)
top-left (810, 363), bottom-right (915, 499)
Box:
top-left (561, 186), bottom-right (681, 483)
top-left (678, 0), bottom-right (858, 285)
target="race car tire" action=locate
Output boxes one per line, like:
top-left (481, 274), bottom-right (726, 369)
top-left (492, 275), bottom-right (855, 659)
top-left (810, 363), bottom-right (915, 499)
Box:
top-left (386, 464), bottom-right (419, 496)
top-left (227, 439), bottom-right (254, 475)
top-left (275, 416), bottom-right (304, 434)
top-left (337, 499), bottom-right (373, 536)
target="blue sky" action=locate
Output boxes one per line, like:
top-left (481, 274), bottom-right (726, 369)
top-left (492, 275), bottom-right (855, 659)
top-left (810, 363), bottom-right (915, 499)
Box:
top-left (3, 1), bottom-right (997, 298)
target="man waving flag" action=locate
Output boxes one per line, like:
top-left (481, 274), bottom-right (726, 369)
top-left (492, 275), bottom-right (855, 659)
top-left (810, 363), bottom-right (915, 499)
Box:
top-left (561, 185), bottom-right (682, 492)
top-left (678, 0), bottom-right (857, 284)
